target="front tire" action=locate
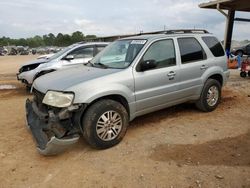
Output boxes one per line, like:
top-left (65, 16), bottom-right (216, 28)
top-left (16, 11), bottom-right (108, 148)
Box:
top-left (196, 79), bottom-right (221, 112)
top-left (82, 99), bottom-right (128, 149)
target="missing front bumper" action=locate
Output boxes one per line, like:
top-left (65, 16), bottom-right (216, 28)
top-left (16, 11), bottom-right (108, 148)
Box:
top-left (25, 99), bottom-right (80, 155)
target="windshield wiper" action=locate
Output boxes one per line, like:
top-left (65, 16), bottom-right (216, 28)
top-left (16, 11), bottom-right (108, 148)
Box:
top-left (84, 61), bottom-right (93, 67)
top-left (94, 62), bottom-right (109, 69)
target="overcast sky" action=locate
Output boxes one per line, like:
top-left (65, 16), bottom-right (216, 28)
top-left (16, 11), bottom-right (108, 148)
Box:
top-left (0, 0), bottom-right (249, 40)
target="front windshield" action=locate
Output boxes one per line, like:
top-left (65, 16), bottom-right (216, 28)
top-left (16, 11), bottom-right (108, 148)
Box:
top-left (48, 44), bottom-right (77, 61)
top-left (91, 39), bottom-right (146, 69)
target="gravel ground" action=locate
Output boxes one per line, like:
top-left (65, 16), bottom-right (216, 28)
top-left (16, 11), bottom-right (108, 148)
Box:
top-left (0, 55), bottom-right (249, 188)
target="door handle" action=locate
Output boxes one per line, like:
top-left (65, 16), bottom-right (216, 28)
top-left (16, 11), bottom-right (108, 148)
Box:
top-left (200, 65), bottom-right (208, 70)
top-left (167, 71), bottom-right (176, 77)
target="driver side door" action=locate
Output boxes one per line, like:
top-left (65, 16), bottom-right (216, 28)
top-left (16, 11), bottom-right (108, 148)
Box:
top-left (133, 39), bottom-right (180, 116)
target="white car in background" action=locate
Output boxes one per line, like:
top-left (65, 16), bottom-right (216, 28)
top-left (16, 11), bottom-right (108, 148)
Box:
top-left (17, 42), bottom-right (108, 86)
top-left (37, 53), bottom-right (55, 59)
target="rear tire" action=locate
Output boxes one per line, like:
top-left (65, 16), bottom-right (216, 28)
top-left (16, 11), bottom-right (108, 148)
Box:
top-left (196, 79), bottom-right (221, 112)
top-left (82, 99), bottom-right (128, 149)
top-left (240, 71), bottom-right (247, 78)
top-left (236, 50), bottom-right (243, 57)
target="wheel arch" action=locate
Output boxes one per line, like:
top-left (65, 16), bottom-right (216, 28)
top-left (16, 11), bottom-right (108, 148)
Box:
top-left (207, 74), bottom-right (223, 86)
top-left (201, 65), bottom-right (225, 87)
top-left (85, 94), bottom-right (130, 117)
top-left (76, 94), bottom-right (130, 134)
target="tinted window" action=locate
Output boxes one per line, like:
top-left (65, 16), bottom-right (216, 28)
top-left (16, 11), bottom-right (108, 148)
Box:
top-left (141, 39), bottom-right (176, 69)
top-left (178, 38), bottom-right (206, 64)
top-left (69, 47), bottom-right (94, 59)
top-left (202, 36), bottom-right (224, 57)
top-left (96, 46), bottom-right (106, 54)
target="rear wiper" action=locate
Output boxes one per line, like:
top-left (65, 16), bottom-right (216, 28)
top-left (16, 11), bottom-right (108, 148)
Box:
top-left (94, 62), bottom-right (108, 69)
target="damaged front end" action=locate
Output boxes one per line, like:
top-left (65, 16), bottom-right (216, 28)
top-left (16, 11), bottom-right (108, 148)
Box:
top-left (25, 89), bottom-right (83, 155)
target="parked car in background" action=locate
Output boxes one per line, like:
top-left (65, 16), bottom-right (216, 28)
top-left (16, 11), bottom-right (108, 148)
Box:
top-left (17, 42), bottom-right (108, 86)
top-left (0, 48), bottom-right (3, 56)
top-left (0, 46), bottom-right (8, 55)
top-left (231, 43), bottom-right (250, 56)
top-left (20, 48), bottom-right (30, 55)
top-left (25, 30), bottom-right (230, 155)
top-left (8, 47), bottom-right (18, 55)
top-left (17, 46), bottom-right (28, 55)
top-left (37, 53), bottom-right (55, 59)
top-left (31, 48), bottom-right (37, 55)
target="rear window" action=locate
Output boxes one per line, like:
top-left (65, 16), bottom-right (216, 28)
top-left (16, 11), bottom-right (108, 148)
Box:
top-left (178, 38), bottom-right (206, 64)
top-left (202, 36), bottom-right (225, 57)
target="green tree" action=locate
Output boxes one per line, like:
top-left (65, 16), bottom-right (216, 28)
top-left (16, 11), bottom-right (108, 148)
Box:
top-left (0, 31), bottom-right (99, 47)
top-left (62, 34), bottom-right (72, 46)
top-left (16, 38), bottom-right (28, 46)
top-left (48, 33), bottom-right (56, 45)
top-left (71, 31), bottom-right (84, 43)
top-left (43, 33), bottom-right (56, 46)
top-left (33, 35), bottom-right (45, 46)
top-left (55, 33), bottom-right (64, 46)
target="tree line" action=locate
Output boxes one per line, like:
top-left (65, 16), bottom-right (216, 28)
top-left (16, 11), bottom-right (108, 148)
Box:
top-left (0, 31), bottom-right (97, 48)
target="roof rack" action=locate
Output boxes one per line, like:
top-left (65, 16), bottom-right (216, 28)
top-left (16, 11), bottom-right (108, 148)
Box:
top-left (85, 29), bottom-right (210, 42)
top-left (136, 29), bottom-right (209, 36)
top-left (164, 29), bottom-right (209, 34)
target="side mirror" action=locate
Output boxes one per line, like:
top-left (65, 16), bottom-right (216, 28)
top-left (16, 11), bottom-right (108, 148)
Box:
top-left (140, 60), bottom-right (157, 71)
top-left (64, 55), bottom-right (74, 61)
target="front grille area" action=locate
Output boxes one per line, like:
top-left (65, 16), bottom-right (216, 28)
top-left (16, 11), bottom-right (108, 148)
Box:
top-left (33, 89), bottom-right (45, 105)
top-left (33, 88), bottom-right (48, 112)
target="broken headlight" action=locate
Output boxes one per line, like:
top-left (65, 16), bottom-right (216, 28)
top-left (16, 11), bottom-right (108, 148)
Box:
top-left (42, 91), bottom-right (74, 108)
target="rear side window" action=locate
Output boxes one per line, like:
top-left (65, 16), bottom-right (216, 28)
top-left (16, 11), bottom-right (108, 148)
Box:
top-left (178, 38), bottom-right (206, 64)
top-left (202, 36), bottom-right (224, 57)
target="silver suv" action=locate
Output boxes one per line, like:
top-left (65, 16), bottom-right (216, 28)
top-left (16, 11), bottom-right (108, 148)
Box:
top-left (26, 30), bottom-right (230, 155)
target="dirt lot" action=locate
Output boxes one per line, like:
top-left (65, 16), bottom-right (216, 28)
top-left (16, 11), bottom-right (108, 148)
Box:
top-left (0, 55), bottom-right (249, 188)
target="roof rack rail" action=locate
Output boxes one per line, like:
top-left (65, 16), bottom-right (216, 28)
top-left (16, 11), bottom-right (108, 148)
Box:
top-left (164, 29), bottom-right (209, 34)
top-left (135, 29), bottom-right (209, 36)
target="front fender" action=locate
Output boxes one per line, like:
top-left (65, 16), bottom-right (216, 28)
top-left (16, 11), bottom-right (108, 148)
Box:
top-left (70, 83), bottom-right (135, 104)
top-left (37, 63), bottom-right (59, 72)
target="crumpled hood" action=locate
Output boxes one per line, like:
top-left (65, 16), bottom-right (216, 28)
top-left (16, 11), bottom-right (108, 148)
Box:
top-left (22, 58), bottom-right (48, 67)
top-left (33, 65), bottom-right (121, 93)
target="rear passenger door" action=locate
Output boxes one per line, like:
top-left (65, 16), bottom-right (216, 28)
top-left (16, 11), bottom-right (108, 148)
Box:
top-left (177, 37), bottom-right (208, 98)
top-left (133, 39), bottom-right (180, 114)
